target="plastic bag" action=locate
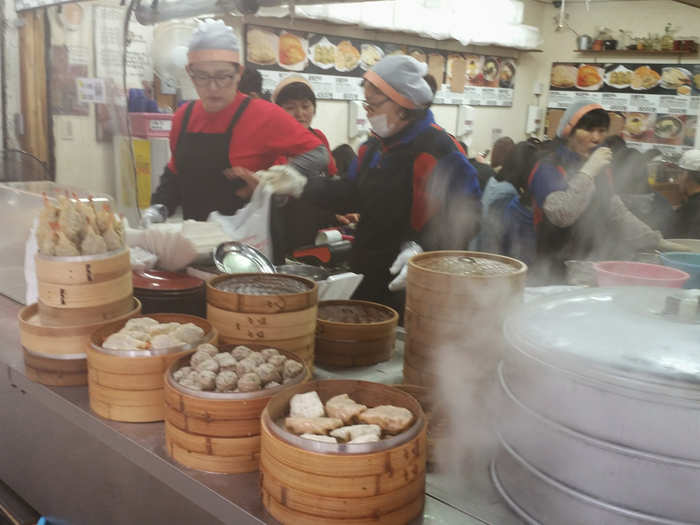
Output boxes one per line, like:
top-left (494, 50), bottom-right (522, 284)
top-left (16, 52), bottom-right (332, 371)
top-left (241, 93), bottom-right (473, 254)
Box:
top-left (24, 219), bottom-right (39, 305)
top-left (208, 184), bottom-right (274, 259)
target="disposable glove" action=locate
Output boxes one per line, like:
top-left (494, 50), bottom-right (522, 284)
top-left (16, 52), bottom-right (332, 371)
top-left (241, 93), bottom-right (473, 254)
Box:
top-left (579, 147), bottom-right (612, 178)
top-left (140, 204), bottom-right (168, 228)
top-left (388, 241), bottom-right (423, 292)
top-left (257, 165), bottom-right (307, 198)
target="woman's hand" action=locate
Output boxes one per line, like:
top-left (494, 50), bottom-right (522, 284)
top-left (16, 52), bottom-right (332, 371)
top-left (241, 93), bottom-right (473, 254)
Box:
top-left (335, 213), bottom-right (360, 225)
top-left (224, 166), bottom-right (259, 199)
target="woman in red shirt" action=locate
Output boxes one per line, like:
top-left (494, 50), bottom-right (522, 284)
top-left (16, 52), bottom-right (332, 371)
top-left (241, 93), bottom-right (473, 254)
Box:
top-left (272, 76), bottom-right (337, 176)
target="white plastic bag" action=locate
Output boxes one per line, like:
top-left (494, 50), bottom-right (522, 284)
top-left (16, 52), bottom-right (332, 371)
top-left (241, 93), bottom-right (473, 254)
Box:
top-left (208, 184), bottom-right (274, 259)
top-left (24, 219), bottom-right (39, 305)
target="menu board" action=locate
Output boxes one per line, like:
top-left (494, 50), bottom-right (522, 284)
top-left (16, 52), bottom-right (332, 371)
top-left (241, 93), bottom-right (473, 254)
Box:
top-left (548, 62), bottom-right (699, 153)
top-left (245, 25), bottom-right (516, 107)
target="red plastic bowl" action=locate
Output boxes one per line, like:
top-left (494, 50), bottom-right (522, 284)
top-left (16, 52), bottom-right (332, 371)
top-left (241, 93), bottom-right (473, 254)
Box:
top-left (594, 261), bottom-right (690, 288)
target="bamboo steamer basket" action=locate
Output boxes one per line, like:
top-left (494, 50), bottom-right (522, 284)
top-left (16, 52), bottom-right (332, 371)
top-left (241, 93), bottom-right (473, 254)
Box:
top-left (35, 249), bottom-right (133, 317)
top-left (18, 299), bottom-right (142, 386)
top-left (38, 295), bottom-right (135, 327)
top-left (404, 251), bottom-right (526, 388)
top-left (260, 379), bottom-right (426, 525)
top-left (86, 313), bottom-right (217, 423)
top-left (206, 274), bottom-right (318, 367)
top-left (164, 345), bottom-right (310, 474)
top-left (315, 300), bottom-right (398, 368)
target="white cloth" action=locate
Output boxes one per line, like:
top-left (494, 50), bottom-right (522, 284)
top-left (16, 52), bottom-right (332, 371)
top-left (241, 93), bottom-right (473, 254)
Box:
top-left (257, 165), bottom-right (307, 198)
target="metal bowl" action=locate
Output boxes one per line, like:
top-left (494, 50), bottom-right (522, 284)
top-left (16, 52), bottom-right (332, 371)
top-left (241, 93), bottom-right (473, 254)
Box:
top-left (213, 242), bottom-right (275, 274)
top-left (276, 264), bottom-right (330, 282)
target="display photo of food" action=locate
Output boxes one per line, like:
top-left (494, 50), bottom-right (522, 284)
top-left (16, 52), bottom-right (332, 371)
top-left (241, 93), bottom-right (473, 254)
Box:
top-left (246, 28), bottom-right (278, 66)
top-left (335, 40), bottom-right (360, 72)
top-left (654, 114), bottom-right (684, 144)
top-left (465, 55), bottom-right (483, 82)
top-left (483, 57), bottom-right (500, 87)
top-left (360, 44), bottom-right (384, 71)
top-left (623, 112), bottom-right (655, 141)
top-left (631, 66), bottom-right (661, 91)
top-left (605, 65), bottom-right (632, 89)
top-left (500, 59), bottom-right (516, 89)
top-left (694, 73), bottom-right (700, 91)
top-left (428, 53), bottom-right (446, 86)
top-left (576, 64), bottom-right (604, 91)
top-left (278, 31), bottom-right (308, 71)
top-left (309, 37), bottom-right (336, 70)
top-left (550, 64), bottom-right (578, 89)
top-left (684, 116), bottom-right (697, 146)
top-left (660, 67), bottom-right (691, 90)
top-left (409, 49), bottom-right (427, 63)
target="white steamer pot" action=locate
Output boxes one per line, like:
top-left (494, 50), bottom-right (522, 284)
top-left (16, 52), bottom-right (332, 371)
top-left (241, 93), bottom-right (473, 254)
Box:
top-left (494, 287), bottom-right (700, 524)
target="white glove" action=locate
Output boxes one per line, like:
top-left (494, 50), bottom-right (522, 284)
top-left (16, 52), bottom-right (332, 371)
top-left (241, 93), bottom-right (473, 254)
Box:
top-left (388, 242), bottom-right (423, 292)
top-left (579, 147), bottom-right (612, 178)
top-left (658, 239), bottom-right (691, 252)
top-left (140, 204), bottom-right (168, 228)
top-left (257, 164), bottom-right (307, 198)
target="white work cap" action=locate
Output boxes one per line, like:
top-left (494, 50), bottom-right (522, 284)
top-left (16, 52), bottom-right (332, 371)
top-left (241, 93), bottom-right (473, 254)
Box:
top-left (188, 19), bottom-right (240, 65)
top-left (679, 149), bottom-right (700, 172)
top-left (363, 55), bottom-right (433, 110)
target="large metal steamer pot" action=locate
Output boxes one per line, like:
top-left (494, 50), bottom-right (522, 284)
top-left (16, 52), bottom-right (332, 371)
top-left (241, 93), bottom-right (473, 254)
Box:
top-left (493, 287), bottom-right (700, 524)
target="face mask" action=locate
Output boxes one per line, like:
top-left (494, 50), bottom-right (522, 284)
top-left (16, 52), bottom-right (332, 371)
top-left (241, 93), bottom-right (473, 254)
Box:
top-left (368, 114), bottom-right (394, 138)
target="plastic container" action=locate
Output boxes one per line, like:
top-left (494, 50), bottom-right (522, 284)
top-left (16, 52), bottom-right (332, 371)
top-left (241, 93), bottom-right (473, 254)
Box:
top-left (660, 252), bottom-right (700, 289)
top-left (594, 261), bottom-right (689, 288)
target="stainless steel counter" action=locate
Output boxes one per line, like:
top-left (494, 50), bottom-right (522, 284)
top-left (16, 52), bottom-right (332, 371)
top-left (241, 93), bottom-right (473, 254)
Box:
top-left (0, 294), bottom-right (521, 525)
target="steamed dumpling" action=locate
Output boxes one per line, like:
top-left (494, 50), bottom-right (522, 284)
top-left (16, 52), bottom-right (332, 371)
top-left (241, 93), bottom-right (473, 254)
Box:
top-left (238, 372), bottom-right (262, 392)
top-left (214, 352), bottom-right (237, 370)
top-left (150, 334), bottom-right (183, 349)
top-left (283, 360), bottom-right (304, 379)
top-left (172, 323), bottom-right (205, 344)
top-left (197, 343), bottom-right (219, 357)
top-left (261, 348), bottom-right (280, 361)
top-left (195, 370), bottom-right (217, 391)
top-left (103, 332), bottom-right (148, 350)
top-left (247, 352), bottom-right (265, 367)
top-left (190, 350), bottom-right (212, 368)
top-left (232, 346), bottom-right (252, 361)
top-left (147, 322), bottom-right (181, 336)
top-left (290, 391), bottom-right (324, 419)
top-left (268, 355), bottom-right (287, 369)
top-left (215, 370), bottom-right (238, 392)
top-left (124, 317), bottom-right (159, 332)
top-left (256, 363), bottom-right (282, 384)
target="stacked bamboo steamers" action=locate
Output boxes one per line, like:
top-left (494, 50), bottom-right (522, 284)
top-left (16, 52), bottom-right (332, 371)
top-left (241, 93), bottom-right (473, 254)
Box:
top-left (19, 247), bottom-right (140, 386)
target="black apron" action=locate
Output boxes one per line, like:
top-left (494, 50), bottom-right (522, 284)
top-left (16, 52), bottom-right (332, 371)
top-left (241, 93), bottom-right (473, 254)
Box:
top-left (350, 143), bottom-right (414, 315)
top-left (173, 98), bottom-right (251, 221)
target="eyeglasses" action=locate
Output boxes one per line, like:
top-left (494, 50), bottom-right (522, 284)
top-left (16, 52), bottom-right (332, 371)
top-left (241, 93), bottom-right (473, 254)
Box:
top-left (362, 96), bottom-right (391, 113)
top-left (188, 70), bottom-right (237, 88)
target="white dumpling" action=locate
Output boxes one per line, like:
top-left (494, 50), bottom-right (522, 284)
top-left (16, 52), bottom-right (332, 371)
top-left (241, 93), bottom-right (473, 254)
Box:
top-left (215, 370), bottom-right (238, 392)
top-left (261, 348), bottom-right (280, 361)
top-left (268, 355), bottom-right (287, 369)
top-left (190, 350), bottom-right (212, 368)
top-left (283, 360), bottom-right (304, 380)
top-left (236, 358), bottom-right (257, 377)
top-left (247, 352), bottom-right (265, 367)
top-left (150, 334), bottom-right (183, 349)
top-left (330, 424), bottom-right (381, 443)
top-left (197, 343), bottom-right (219, 357)
top-left (172, 323), bottom-right (205, 345)
top-left (121, 330), bottom-right (150, 342)
top-left (214, 352), bottom-right (237, 370)
top-left (238, 372), bottom-right (262, 392)
top-left (232, 346), bottom-right (252, 361)
top-left (180, 378), bottom-right (202, 391)
top-left (300, 433), bottom-right (338, 444)
top-left (124, 317), bottom-right (159, 332)
top-left (195, 358), bottom-right (220, 374)
top-left (256, 363), bottom-right (282, 384)
top-left (148, 322), bottom-right (182, 336)
top-left (196, 370), bottom-right (217, 391)
top-left (290, 391), bottom-right (325, 419)
top-left (103, 332), bottom-right (148, 350)
top-left (173, 366), bottom-right (191, 382)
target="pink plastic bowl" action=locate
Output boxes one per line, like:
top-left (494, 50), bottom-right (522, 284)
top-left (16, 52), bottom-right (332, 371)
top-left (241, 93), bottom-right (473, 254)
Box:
top-left (594, 261), bottom-right (690, 288)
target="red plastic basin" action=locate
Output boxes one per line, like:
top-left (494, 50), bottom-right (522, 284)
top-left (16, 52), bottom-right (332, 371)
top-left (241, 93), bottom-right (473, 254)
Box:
top-left (594, 261), bottom-right (690, 288)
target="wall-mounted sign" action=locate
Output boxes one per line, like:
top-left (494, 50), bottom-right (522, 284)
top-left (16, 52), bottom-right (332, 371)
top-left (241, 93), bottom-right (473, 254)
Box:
top-left (548, 62), bottom-right (699, 153)
top-left (245, 24), bottom-right (516, 108)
